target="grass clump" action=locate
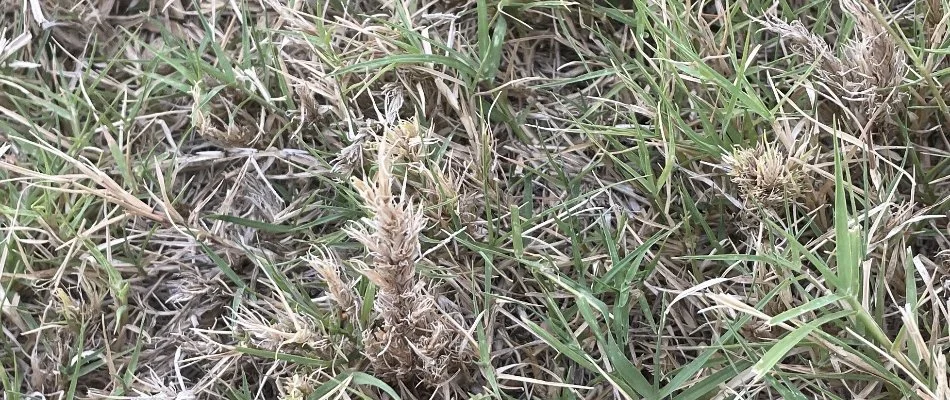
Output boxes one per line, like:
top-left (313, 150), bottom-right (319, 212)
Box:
top-left (347, 138), bottom-right (475, 391)
top-left (721, 143), bottom-right (810, 209)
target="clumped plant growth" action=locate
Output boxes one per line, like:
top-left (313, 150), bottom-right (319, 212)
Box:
top-left (722, 143), bottom-right (809, 208)
top-left (347, 137), bottom-right (475, 390)
top-left (0, 0), bottom-right (948, 399)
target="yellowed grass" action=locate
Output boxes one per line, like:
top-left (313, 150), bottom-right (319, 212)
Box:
top-left (0, 0), bottom-right (947, 399)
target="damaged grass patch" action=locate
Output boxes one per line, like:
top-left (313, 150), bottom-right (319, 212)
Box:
top-left (1, 0), bottom-right (949, 399)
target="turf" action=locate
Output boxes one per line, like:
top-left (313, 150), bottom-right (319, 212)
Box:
top-left (0, 0), bottom-right (948, 399)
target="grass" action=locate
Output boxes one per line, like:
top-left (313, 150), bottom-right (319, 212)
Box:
top-left (0, 0), bottom-right (948, 399)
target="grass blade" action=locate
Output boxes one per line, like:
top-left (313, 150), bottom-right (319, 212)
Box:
top-left (751, 310), bottom-right (854, 383)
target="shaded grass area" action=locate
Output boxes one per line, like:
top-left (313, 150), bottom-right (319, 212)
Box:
top-left (0, 0), bottom-right (948, 399)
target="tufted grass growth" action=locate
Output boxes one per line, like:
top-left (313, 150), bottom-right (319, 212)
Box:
top-left (0, 0), bottom-right (948, 399)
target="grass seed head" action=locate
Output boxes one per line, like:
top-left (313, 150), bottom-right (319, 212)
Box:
top-left (348, 132), bottom-right (475, 390)
top-left (361, 293), bottom-right (474, 388)
top-left (279, 373), bottom-right (316, 400)
top-left (840, 0), bottom-right (907, 114)
top-left (347, 139), bottom-right (423, 302)
top-left (760, 16), bottom-right (845, 78)
top-left (232, 302), bottom-right (333, 358)
top-left (310, 251), bottom-right (359, 317)
top-left (383, 119), bottom-right (425, 162)
top-left (331, 133), bottom-right (367, 176)
top-left (722, 144), bottom-right (807, 208)
top-left (762, 5), bottom-right (907, 121)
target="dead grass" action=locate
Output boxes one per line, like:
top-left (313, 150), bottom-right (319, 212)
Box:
top-left (0, 0), bottom-right (948, 399)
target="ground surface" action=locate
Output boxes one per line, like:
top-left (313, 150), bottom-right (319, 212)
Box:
top-left (0, 0), bottom-right (949, 399)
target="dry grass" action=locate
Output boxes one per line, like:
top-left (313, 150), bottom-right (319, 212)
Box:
top-left (0, 0), bottom-right (948, 399)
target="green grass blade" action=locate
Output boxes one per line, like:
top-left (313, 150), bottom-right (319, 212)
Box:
top-left (768, 294), bottom-right (845, 326)
top-left (751, 310), bottom-right (854, 383)
top-left (833, 139), bottom-right (859, 296)
top-left (605, 339), bottom-right (658, 399)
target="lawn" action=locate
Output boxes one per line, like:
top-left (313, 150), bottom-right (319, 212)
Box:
top-left (0, 0), bottom-right (948, 399)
